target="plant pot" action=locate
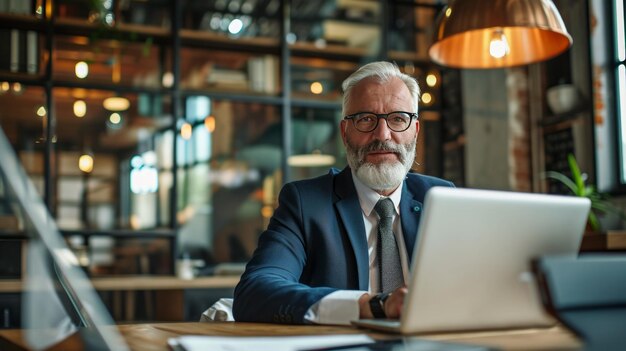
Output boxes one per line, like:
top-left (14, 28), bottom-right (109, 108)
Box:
top-left (547, 84), bottom-right (579, 114)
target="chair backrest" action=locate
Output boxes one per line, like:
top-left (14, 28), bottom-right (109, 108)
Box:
top-left (533, 255), bottom-right (626, 350)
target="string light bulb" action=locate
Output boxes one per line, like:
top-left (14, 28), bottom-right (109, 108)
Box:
top-left (73, 100), bottom-right (87, 118)
top-left (78, 154), bottom-right (94, 173)
top-left (310, 82), bottom-right (323, 95)
top-left (36, 106), bottom-right (46, 117)
top-left (180, 122), bottom-right (192, 140)
top-left (75, 61), bottom-right (89, 79)
top-left (426, 73), bottom-right (438, 87)
top-left (421, 92), bottom-right (433, 105)
top-left (204, 116), bottom-right (216, 133)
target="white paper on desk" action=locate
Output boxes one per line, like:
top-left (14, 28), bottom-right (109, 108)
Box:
top-left (169, 334), bottom-right (374, 351)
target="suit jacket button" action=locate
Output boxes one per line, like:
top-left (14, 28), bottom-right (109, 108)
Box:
top-left (413, 205), bottom-right (421, 212)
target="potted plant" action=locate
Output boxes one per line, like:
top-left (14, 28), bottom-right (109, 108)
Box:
top-left (545, 154), bottom-right (625, 232)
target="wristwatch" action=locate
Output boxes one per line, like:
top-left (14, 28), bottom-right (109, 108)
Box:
top-left (369, 292), bottom-right (391, 318)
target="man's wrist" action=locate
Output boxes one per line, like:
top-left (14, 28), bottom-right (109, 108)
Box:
top-left (369, 292), bottom-right (391, 318)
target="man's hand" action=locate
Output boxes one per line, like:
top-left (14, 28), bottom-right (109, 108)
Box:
top-left (358, 286), bottom-right (408, 319)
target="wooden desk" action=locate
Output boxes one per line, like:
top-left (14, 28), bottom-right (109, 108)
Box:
top-left (0, 322), bottom-right (582, 351)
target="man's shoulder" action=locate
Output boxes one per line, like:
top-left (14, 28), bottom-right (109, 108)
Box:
top-left (406, 172), bottom-right (454, 188)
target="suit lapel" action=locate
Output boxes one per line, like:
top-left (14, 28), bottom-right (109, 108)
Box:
top-left (400, 183), bottom-right (423, 262)
top-left (334, 168), bottom-right (369, 291)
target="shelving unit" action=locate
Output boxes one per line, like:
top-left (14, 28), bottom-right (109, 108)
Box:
top-left (529, 0), bottom-right (595, 194)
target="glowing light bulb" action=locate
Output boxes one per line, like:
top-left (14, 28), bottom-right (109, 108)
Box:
top-left (73, 100), bottom-right (87, 117)
top-left (181, 122), bottom-right (192, 140)
top-left (162, 72), bottom-right (174, 88)
top-left (109, 112), bottom-right (121, 124)
top-left (78, 154), bottom-right (94, 173)
top-left (421, 92), bottom-right (433, 105)
top-left (228, 18), bottom-right (243, 34)
top-left (426, 74), bottom-right (438, 87)
top-left (36, 106), bottom-right (46, 117)
top-left (489, 29), bottom-right (509, 59)
top-left (11, 83), bottom-right (23, 94)
top-left (75, 61), bottom-right (89, 79)
top-left (310, 82), bottom-right (323, 95)
top-left (103, 97), bottom-right (130, 111)
top-left (204, 116), bottom-right (216, 133)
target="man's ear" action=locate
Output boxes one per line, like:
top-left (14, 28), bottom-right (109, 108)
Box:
top-left (340, 120), bottom-right (348, 146)
top-left (415, 120), bottom-right (420, 138)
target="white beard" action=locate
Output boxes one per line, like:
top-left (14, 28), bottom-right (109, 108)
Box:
top-left (346, 138), bottom-right (416, 192)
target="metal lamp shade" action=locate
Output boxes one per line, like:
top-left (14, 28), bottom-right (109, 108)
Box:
top-left (428, 0), bottom-right (572, 69)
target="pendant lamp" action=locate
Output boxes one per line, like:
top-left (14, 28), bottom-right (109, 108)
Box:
top-left (428, 0), bottom-right (572, 69)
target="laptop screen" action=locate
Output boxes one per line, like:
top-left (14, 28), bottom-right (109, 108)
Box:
top-left (0, 127), bottom-right (128, 350)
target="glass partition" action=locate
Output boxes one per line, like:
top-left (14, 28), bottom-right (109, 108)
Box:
top-left (0, 125), bottom-right (128, 349)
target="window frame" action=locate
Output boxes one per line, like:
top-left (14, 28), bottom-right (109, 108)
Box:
top-left (611, 0), bottom-right (626, 191)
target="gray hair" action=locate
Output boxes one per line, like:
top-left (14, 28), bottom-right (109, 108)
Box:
top-left (341, 61), bottom-right (420, 116)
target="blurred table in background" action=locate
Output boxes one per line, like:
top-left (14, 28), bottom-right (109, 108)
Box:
top-left (0, 275), bottom-right (239, 321)
top-left (580, 231), bottom-right (626, 252)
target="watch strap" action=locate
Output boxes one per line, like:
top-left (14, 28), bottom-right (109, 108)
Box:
top-left (369, 292), bottom-right (389, 318)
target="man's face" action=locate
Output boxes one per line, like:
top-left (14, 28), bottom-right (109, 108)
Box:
top-left (341, 77), bottom-right (419, 193)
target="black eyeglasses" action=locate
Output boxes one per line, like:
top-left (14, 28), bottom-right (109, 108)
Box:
top-left (343, 111), bottom-right (418, 133)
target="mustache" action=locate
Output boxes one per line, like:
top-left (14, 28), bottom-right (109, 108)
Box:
top-left (358, 140), bottom-right (404, 159)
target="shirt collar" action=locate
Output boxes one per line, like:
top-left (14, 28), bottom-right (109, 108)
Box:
top-left (351, 169), bottom-right (403, 217)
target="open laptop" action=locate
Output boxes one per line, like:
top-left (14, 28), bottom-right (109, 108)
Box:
top-left (353, 186), bottom-right (590, 334)
top-left (0, 127), bottom-right (129, 350)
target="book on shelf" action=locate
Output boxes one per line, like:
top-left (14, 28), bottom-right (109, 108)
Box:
top-left (206, 66), bottom-right (249, 90)
top-left (248, 55), bottom-right (279, 94)
top-left (1, 0), bottom-right (32, 15)
top-left (10, 29), bottom-right (19, 72)
top-left (0, 0), bottom-right (39, 74)
top-left (2, 29), bottom-right (38, 74)
top-left (26, 31), bottom-right (38, 74)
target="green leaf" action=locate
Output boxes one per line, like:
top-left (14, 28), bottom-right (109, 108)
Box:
top-left (544, 171), bottom-right (578, 195)
top-left (567, 154), bottom-right (585, 196)
top-left (588, 211), bottom-right (600, 232)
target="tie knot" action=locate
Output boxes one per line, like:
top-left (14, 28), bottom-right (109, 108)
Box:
top-left (374, 198), bottom-right (395, 218)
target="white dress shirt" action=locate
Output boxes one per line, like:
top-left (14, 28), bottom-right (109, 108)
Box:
top-left (304, 172), bottom-right (410, 325)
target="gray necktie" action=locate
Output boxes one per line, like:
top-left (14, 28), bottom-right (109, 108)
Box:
top-left (374, 198), bottom-right (404, 293)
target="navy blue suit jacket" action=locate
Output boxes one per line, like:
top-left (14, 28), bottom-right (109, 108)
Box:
top-left (233, 167), bottom-right (454, 324)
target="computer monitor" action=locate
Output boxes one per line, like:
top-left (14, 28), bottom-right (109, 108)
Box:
top-left (0, 127), bottom-right (128, 350)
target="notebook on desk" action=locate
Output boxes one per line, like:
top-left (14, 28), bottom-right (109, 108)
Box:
top-left (352, 187), bottom-right (591, 334)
